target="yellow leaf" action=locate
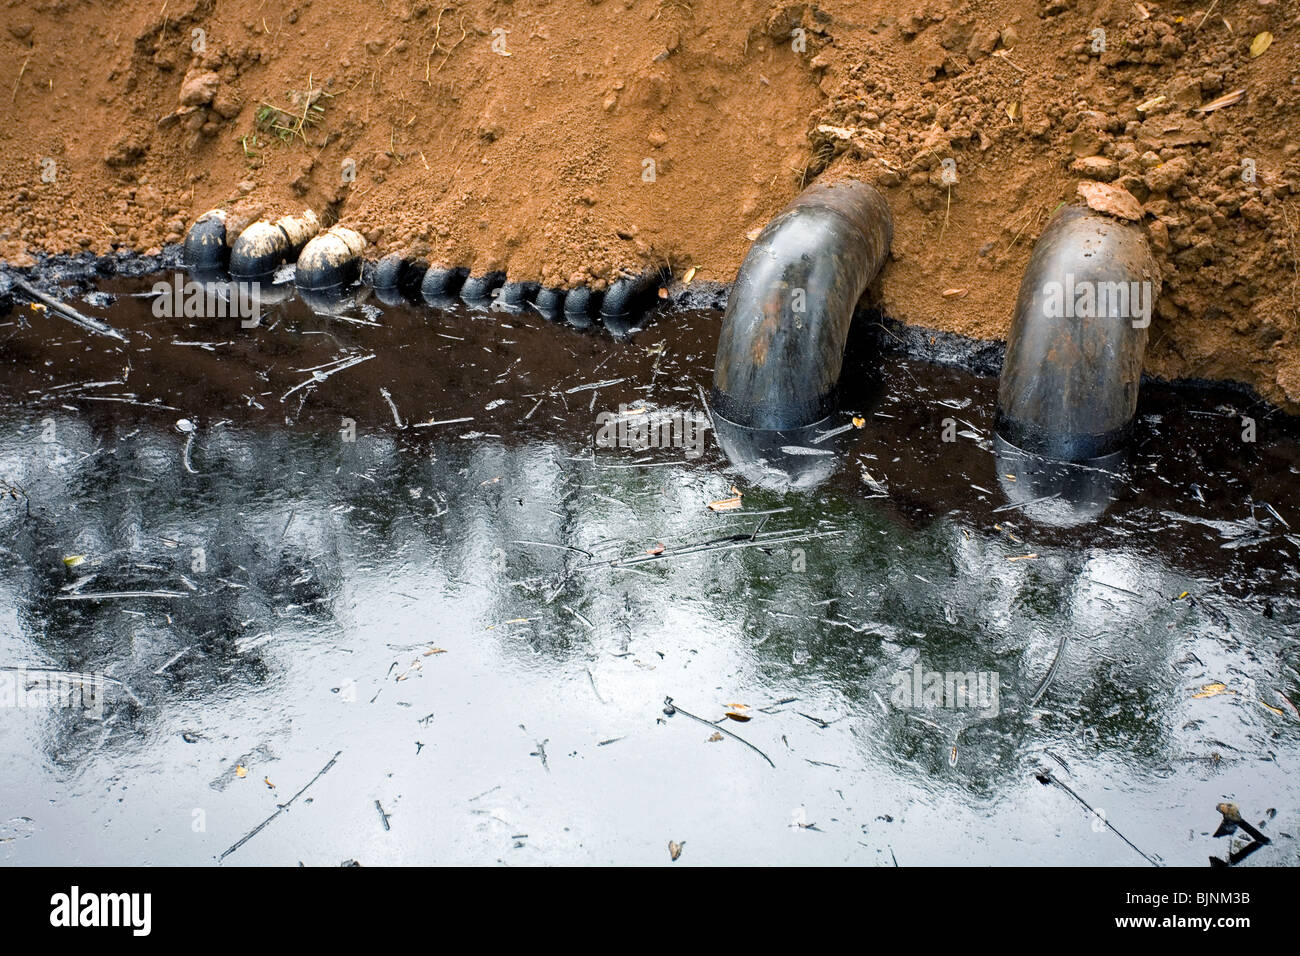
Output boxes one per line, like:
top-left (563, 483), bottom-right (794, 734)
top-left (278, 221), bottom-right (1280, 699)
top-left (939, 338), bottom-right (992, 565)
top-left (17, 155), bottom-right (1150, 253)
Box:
top-left (852, 415), bottom-right (865, 428)
top-left (264, 776), bottom-right (275, 789)
top-left (1250, 32), bottom-right (1273, 58)
top-left (683, 266), bottom-right (697, 283)
top-left (62, 555), bottom-right (85, 567)
top-left (1192, 682), bottom-right (1229, 699)
top-left (1005, 101), bottom-right (1020, 121)
top-left (1259, 698), bottom-right (1286, 717)
top-left (422, 647), bottom-right (446, 656)
top-left (235, 765), bottom-right (248, 778)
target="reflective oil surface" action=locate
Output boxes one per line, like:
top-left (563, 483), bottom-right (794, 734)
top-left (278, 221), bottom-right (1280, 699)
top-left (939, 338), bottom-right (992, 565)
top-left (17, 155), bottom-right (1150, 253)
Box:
top-left (0, 277), bottom-right (1296, 865)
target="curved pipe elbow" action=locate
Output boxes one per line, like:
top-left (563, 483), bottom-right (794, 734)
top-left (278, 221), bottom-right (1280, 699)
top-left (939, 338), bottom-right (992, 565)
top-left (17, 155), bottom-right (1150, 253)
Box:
top-left (601, 269), bottom-right (665, 319)
top-left (183, 209), bottom-right (228, 276)
top-left (995, 205), bottom-right (1160, 461)
top-left (229, 210), bottom-right (320, 283)
top-left (420, 265), bottom-right (468, 303)
top-left (533, 287), bottom-right (565, 320)
top-left (460, 271), bottom-right (506, 303)
top-left (296, 226), bottom-right (367, 291)
top-left (711, 178), bottom-right (893, 430)
top-left (497, 280), bottom-right (539, 312)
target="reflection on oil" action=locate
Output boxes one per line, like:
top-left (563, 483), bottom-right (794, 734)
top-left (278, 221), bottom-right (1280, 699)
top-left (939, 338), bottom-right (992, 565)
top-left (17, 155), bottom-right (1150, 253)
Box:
top-left (992, 436), bottom-right (1125, 528)
top-left (0, 274), bottom-right (1296, 866)
top-left (711, 414), bottom-right (846, 492)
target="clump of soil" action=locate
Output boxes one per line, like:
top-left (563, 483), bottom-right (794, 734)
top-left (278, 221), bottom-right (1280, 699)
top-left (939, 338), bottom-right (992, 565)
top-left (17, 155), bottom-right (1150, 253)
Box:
top-left (1, 0), bottom-right (1298, 410)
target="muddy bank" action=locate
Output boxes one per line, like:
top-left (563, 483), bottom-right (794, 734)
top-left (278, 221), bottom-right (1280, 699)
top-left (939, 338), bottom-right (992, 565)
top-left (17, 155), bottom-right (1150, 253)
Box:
top-left (0, 247), bottom-right (1287, 422)
top-left (1, 0), bottom-right (1299, 409)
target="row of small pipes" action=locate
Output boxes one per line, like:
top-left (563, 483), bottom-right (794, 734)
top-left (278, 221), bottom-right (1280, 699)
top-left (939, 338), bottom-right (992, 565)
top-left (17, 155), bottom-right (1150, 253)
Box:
top-left (185, 181), bottom-right (1160, 525)
top-left (183, 208), bottom-right (663, 328)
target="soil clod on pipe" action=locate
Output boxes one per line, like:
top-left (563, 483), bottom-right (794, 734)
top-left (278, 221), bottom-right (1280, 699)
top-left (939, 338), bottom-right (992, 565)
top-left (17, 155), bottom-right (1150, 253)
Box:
top-left (229, 210), bottom-right (320, 283)
top-left (995, 204), bottom-right (1160, 462)
top-left (711, 178), bottom-right (893, 430)
top-left (296, 226), bottom-right (367, 291)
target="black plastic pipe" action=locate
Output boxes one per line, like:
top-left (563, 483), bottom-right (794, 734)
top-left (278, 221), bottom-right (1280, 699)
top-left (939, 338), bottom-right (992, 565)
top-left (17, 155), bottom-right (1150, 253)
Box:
top-left (296, 226), bottom-right (367, 291)
top-left (711, 178), bottom-right (893, 430)
top-left (601, 269), bottom-right (666, 337)
top-left (533, 287), bottom-right (565, 320)
top-left (995, 204), bottom-right (1160, 461)
top-left (229, 211), bottom-right (320, 283)
top-left (183, 209), bottom-right (228, 276)
top-left (497, 280), bottom-right (539, 311)
top-left (711, 414), bottom-right (845, 492)
top-left (421, 265), bottom-right (468, 301)
top-left (601, 269), bottom-right (664, 320)
top-left (993, 436), bottom-right (1123, 527)
top-left (563, 286), bottom-right (597, 328)
top-left (300, 284), bottom-right (374, 316)
top-left (460, 271), bottom-right (506, 303)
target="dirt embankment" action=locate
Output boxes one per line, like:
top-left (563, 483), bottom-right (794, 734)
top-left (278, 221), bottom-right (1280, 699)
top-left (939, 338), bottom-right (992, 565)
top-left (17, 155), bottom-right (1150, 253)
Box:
top-left (2, 0), bottom-right (1299, 409)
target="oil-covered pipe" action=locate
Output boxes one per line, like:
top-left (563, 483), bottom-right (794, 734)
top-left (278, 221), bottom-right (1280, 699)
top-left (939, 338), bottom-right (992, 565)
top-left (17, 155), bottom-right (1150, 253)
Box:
top-left (183, 209), bottom-right (228, 275)
top-left (229, 210), bottom-right (320, 283)
top-left (995, 204), bottom-right (1160, 461)
top-left (372, 253), bottom-right (408, 291)
top-left (497, 280), bottom-right (539, 312)
top-left (602, 268), bottom-right (666, 337)
top-left (299, 283), bottom-right (372, 316)
top-left (295, 226), bottom-right (367, 291)
top-left (421, 265), bottom-right (468, 302)
top-left (371, 253), bottom-right (407, 306)
top-left (533, 287), bottom-right (565, 320)
top-left (993, 435), bottom-right (1122, 527)
top-left (711, 414), bottom-right (846, 492)
top-left (711, 178), bottom-right (893, 430)
top-left (601, 269), bottom-right (665, 320)
top-left (461, 271), bottom-right (506, 303)
top-left (563, 286), bottom-right (597, 328)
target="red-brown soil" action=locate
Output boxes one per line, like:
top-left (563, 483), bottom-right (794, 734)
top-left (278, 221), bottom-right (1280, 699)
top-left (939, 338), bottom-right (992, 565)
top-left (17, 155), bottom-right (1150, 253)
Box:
top-left (2, 1), bottom-right (1298, 409)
